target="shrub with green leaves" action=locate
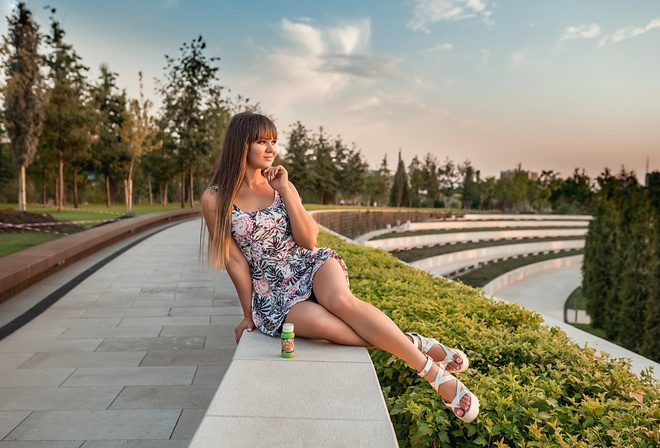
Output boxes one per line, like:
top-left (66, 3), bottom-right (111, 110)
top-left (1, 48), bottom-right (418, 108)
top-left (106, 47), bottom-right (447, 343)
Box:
top-left (318, 232), bottom-right (660, 447)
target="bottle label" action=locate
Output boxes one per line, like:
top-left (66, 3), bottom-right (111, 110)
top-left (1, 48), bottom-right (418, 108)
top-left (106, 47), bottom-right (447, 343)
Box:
top-left (281, 338), bottom-right (295, 354)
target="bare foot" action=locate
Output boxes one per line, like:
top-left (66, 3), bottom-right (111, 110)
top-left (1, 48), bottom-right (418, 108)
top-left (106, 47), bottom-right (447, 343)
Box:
top-left (424, 363), bottom-right (472, 418)
top-left (407, 334), bottom-right (464, 372)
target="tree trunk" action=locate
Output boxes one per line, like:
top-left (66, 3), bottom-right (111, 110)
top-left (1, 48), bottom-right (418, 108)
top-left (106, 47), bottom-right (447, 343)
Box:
top-left (18, 164), bottom-right (27, 211)
top-left (162, 180), bottom-right (169, 207)
top-left (180, 171), bottom-right (185, 208)
top-left (58, 153), bottom-right (64, 213)
top-left (189, 165), bottom-right (194, 208)
top-left (73, 166), bottom-right (79, 208)
top-left (148, 176), bottom-right (153, 206)
top-left (42, 168), bottom-right (47, 206)
top-left (105, 175), bottom-right (111, 208)
top-left (124, 178), bottom-right (133, 213)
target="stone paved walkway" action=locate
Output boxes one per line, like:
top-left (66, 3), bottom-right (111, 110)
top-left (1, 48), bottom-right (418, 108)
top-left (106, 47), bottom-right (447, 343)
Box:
top-left (0, 219), bottom-right (239, 447)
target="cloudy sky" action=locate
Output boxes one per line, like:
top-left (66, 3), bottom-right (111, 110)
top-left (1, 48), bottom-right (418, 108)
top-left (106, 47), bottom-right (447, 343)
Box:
top-left (2, 0), bottom-right (659, 181)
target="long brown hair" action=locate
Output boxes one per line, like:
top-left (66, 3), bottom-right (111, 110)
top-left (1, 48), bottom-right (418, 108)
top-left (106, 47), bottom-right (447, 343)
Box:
top-left (205, 112), bottom-right (278, 269)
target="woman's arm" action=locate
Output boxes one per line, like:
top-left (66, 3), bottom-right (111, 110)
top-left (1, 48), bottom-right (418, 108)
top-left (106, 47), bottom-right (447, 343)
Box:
top-left (226, 238), bottom-right (256, 342)
top-left (201, 189), bottom-right (255, 342)
top-left (264, 166), bottom-right (318, 249)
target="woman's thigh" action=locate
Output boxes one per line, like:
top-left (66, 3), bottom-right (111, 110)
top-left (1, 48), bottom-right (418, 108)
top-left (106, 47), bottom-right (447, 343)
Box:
top-left (312, 257), bottom-right (353, 303)
top-left (285, 300), bottom-right (368, 346)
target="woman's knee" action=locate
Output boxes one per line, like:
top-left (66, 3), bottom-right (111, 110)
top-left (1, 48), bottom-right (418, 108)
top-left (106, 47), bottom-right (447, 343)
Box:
top-left (318, 290), bottom-right (361, 315)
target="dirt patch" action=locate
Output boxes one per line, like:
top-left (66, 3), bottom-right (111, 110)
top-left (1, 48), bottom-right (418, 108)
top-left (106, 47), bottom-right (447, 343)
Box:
top-left (0, 208), bottom-right (81, 234)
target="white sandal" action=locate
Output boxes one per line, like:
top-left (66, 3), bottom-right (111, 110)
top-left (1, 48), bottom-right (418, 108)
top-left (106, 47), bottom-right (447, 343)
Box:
top-left (406, 332), bottom-right (470, 373)
top-left (418, 355), bottom-right (480, 423)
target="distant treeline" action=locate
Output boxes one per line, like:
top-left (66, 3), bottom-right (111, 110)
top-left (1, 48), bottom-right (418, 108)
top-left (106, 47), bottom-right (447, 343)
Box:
top-left (582, 170), bottom-right (660, 362)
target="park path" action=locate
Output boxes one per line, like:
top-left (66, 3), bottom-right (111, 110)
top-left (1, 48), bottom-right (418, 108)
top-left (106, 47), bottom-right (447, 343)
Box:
top-left (0, 219), bottom-right (239, 447)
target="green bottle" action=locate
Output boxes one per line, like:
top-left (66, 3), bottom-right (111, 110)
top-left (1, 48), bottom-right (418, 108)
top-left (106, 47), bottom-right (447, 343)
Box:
top-left (281, 323), bottom-right (295, 358)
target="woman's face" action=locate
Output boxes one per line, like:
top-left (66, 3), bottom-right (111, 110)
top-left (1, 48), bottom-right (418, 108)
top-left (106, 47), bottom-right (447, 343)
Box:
top-left (246, 135), bottom-right (277, 170)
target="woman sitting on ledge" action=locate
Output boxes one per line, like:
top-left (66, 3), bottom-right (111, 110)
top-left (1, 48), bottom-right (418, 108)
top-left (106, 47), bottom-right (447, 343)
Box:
top-left (201, 111), bottom-right (480, 423)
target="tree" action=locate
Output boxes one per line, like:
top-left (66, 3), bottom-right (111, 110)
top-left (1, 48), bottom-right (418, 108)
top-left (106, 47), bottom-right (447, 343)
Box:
top-left (159, 35), bottom-right (222, 208)
top-left (310, 127), bottom-right (337, 204)
top-left (121, 71), bottom-right (160, 213)
top-left (364, 154), bottom-right (390, 207)
top-left (90, 63), bottom-right (129, 207)
top-left (283, 121), bottom-right (313, 196)
top-left (461, 164), bottom-right (479, 209)
top-left (1, 2), bottom-right (44, 211)
top-left (408, 155), bottom-right (424, 207)
top-left (335, 142), bottom-right (367, 205)
top-left (40, 14), bottom-right (92, 211)
top-left (422, 152), bottom-right (439, 207)
top-left (389, 149), bottom-right (409, 207)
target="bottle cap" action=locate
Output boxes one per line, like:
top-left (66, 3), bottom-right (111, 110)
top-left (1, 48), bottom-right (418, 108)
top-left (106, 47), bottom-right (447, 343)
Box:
top-left (282, 323), bottom-right (294, 333)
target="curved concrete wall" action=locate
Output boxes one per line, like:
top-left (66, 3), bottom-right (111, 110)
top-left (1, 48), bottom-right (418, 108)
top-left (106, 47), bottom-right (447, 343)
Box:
top-left (482, 255), bottom-right (584, 296)
top-left (461, 214), bottom-right (591, 221)
top-left (408, 220), bottom-right (588, 231)
top-left (366, 228), bottom-right (587, 252)
top-left (411, 239), bottom-right (585, 277)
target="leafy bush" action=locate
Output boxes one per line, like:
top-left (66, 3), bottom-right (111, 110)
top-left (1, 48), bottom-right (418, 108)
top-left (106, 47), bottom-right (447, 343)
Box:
top-left (318, 231), bottom-right (660, 447)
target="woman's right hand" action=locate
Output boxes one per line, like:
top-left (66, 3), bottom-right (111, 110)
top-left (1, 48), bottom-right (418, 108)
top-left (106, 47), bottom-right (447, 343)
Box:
top-left (234, 317), bottom-right (255, 343)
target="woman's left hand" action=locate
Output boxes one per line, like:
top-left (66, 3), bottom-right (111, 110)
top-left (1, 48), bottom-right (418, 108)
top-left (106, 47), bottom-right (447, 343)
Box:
top-left (262, 165), bottom-right (289, 192)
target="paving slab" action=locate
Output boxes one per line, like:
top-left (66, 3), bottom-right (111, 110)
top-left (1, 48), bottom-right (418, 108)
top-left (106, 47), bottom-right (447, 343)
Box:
top-left (109, 385), bottom-right (216, 409)
top-left (17, 351), bottom-right (147, 368)
top-left (61, 366), bottom-right (197, 387)
top-left (4, 409), bottom-right (182, 440)
top-left (0, 411), bottom-right (31, 440)
top-left (0, 441), bottom-right (83, 448)
top-left (0, 387), bottom-right (122, 411)
top-left (58, 327), bottom-right (162, 339)
top-left (80, 440), bottom-right (190, 448)
top-left (95, 336), bottom-right (206, 352)
top-left (139, 348), bottom-right (235, 366)
top-left (0, 368), bottom-right (75, 387)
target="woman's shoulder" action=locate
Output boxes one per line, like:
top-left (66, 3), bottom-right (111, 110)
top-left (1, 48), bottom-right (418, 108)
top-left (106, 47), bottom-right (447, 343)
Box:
top-left (201, 186), bottom-right (220, 211)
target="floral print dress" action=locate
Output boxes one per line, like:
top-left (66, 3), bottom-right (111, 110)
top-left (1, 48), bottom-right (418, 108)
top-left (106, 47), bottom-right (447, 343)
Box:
top-left (231, 190), bottom-right (349, 336)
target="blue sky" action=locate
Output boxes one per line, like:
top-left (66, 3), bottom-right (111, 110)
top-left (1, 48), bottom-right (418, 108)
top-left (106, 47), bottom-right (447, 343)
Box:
top-left (2, 0), bottom-right (659, 181)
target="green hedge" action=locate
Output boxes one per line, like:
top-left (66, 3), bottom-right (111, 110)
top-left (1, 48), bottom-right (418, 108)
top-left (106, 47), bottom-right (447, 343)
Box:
top-left (318, 232), bottom-right (660, 447)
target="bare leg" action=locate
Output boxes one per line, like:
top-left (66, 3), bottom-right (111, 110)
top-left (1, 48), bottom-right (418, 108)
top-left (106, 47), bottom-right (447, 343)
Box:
top-left (312, 258), bottom-right (471, 417)
top-left (285, 300), bottom-right (370, 346)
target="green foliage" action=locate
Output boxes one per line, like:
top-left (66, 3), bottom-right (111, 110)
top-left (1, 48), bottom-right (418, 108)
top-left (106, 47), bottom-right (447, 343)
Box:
top-left (583, 169), bottom-right (660, 361)
top-left (318, 231), bottom-right (660, 448)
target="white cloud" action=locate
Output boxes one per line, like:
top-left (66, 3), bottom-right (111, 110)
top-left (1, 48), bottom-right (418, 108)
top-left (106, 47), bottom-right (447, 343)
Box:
top-left (420, 42), bottom-right (454, 53)
top-left (559, 23), bottom-right (601, 42)
top-left (599, 17), bottom-right (660, 47)
top-left (407, 0), bottom-right (494, 33)
top-left (241, 18), bottom-right (402, 111)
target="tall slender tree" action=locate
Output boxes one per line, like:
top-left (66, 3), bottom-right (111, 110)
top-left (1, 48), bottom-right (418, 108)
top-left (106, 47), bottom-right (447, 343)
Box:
top-left (389, 149), bottom-right (409, 207)
top-left (40, 13), bottom-right (91, 211)
top-left (121, 71), bottom-right (160, 213)
top-left (90, 64), bottom-right (129, 207)
top-left (1, 2), bottom-right (44, 211)
top-left (158, 35), bottom-right (221, 208)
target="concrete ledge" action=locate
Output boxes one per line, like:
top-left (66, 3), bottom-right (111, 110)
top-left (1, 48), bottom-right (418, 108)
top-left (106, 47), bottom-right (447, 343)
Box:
top-left (411, 239), bottom-right (585, 277)
top-left (0, 208), bottom-right (201, 303)
top-left (367, 228), bottom-right (588, 252)
top-left (189, 330), bottom-right (398, 448)
top-left (482, 254), bottom-right (584, 297)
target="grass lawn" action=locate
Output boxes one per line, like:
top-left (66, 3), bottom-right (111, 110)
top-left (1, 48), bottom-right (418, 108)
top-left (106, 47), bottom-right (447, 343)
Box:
top-left (571, 323), bottom-right (609, 339)
top-left (566, 286), bottom-right (586, 310)
top-left (394, 236), bottom-right (583, 263)
top-left (0, 231), bottom-right (62, 257)
top-left (0, 202), bottom-right (199, 258)
top-left (455, 249), bottom-right (584, 287)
